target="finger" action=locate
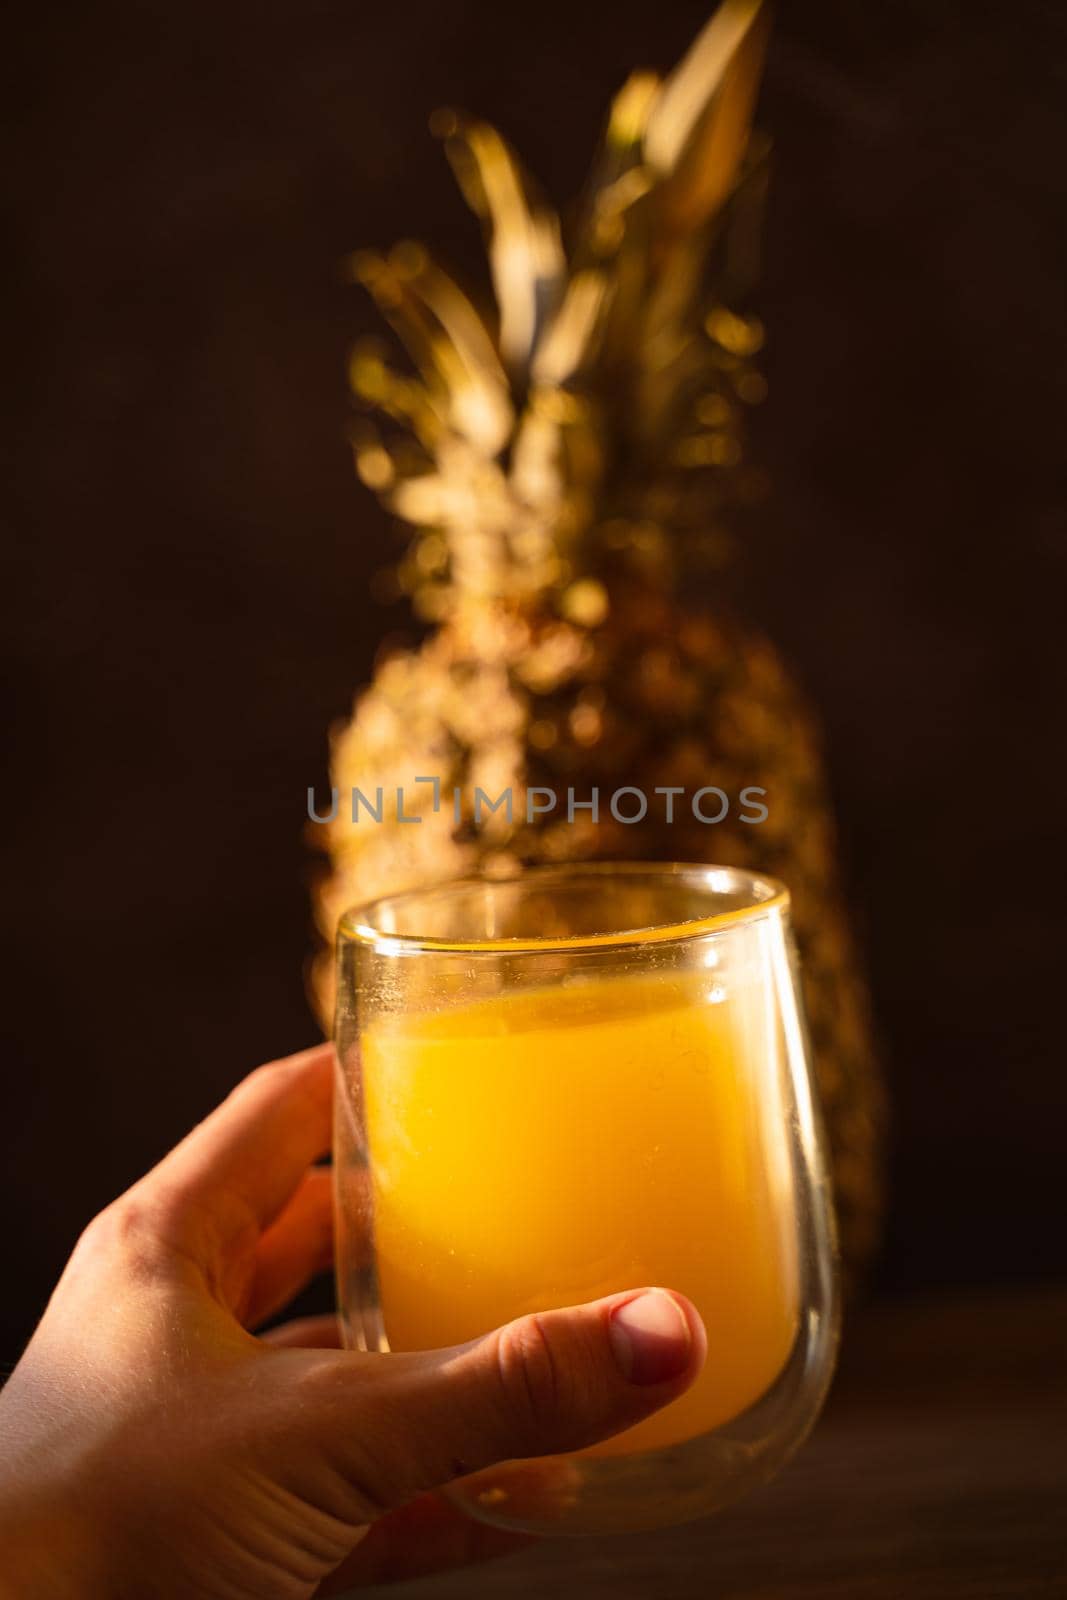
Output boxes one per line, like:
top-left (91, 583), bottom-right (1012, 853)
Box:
top-left (261, 1314), bottom-right (344, 1349)
top-left (290, 1287), bottom-right (706, 1518)
top-left (242, 1166), bottom-right (334, 1329)
top-left (316, 1492), bottom-right (529, 1594)
top-left (249, 1161), bottom-right (372, 1328)
top-left (141, 1043), bottom-right (335, 1252)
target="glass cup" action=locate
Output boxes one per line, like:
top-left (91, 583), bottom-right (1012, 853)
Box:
top-left (333, 862), bottom-right (839, 1535)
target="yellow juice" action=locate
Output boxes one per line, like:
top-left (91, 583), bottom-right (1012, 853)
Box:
top-left (361, 969), bottom-right (800, 1455)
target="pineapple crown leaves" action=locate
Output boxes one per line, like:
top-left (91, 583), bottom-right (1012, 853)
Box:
top-left (347, 0), bottom-right (770, 612)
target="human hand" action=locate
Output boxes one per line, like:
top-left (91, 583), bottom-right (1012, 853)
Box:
top-left (0, 1044), bottom-right (706, 1598)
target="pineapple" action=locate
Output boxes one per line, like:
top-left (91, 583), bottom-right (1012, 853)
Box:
top-left (313, 0), bottom-right (885, 1273)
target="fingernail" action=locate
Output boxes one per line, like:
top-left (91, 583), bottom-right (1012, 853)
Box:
top-left (608, 1290), bottom-right (692, 1385)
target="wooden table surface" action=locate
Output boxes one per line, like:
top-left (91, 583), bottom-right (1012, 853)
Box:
top-left (352, 1287), bottom-right (1067, 1599)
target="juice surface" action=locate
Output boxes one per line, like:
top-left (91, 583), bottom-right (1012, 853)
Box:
top-left (361, 969), bottom-right (799, 1454)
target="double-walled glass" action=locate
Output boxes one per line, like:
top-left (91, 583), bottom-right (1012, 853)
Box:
top-left (334, 863), bottom-right (839, 1535)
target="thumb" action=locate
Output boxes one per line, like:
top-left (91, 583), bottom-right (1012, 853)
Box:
top-left (317, 1288), bottom-right (706, 1515)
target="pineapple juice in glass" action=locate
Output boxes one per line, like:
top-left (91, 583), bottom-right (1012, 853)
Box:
top-left (333, 863), bottom-right (838, 1534)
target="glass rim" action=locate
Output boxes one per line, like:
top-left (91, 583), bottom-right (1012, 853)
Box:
top-left (337, 861), bottom-right (789, 956)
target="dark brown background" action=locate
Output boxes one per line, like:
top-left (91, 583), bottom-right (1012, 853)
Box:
top-left (3, 0), bottom-right (1066, 1365)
